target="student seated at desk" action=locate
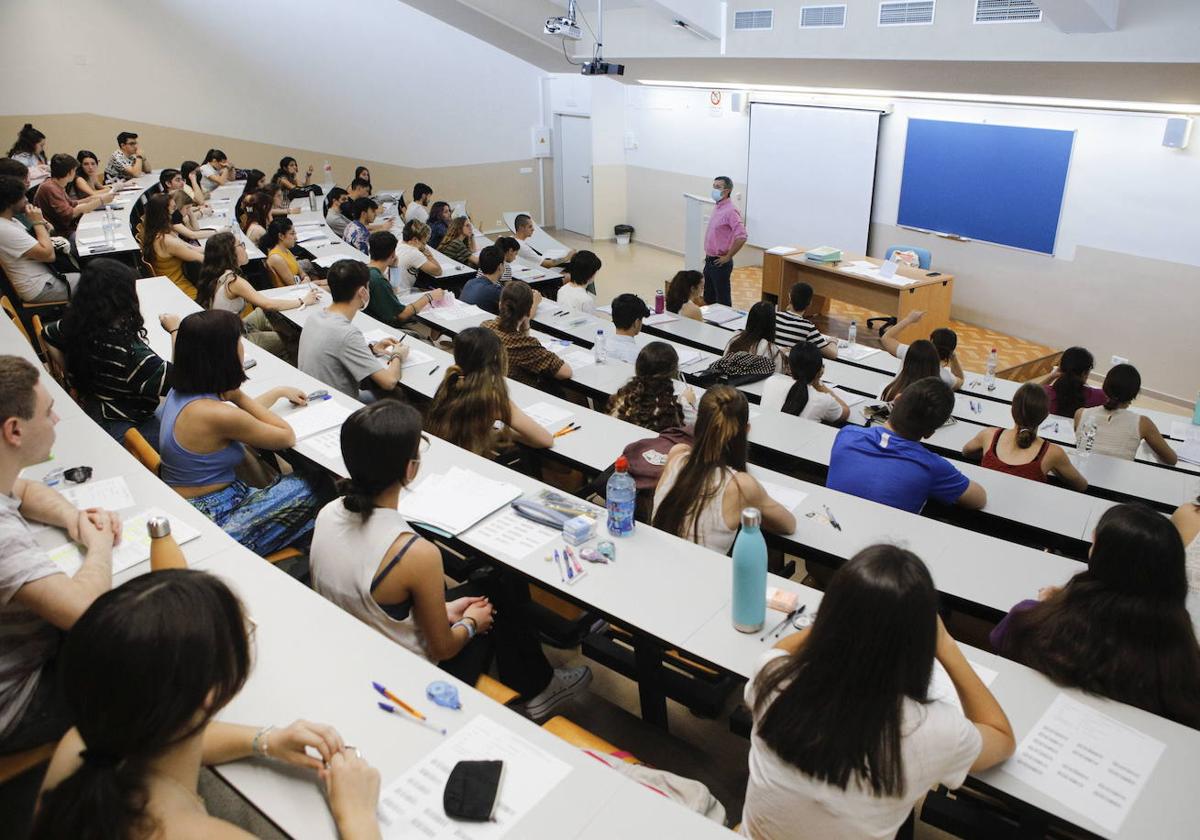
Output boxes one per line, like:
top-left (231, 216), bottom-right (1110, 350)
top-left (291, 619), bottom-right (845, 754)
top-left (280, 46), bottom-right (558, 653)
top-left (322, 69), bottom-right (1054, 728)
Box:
top-left (241, 189), bottom-right (274, 246)
top-left (1074, 363), bottom-right (1177, 465)
top-left (459, 245), bottom-right (505, 315)
top-left (513, 213), bottom-right (573, 269)
top-left (7, 123), bottom-right (50, 187)
top-left (392, 220), bottom-right (442, 296)
top-left (261, 217), bottom-right (313, 288)
top-left (483, 282), bottom-right (572, 388)
top-left (743, 545), bottom-right (1015, 840)
top-left (70, 150), bottom-right (117, 200)
top-left (962, 383), bottom-right (1086, 491)
top-left (141, 193), bottom-right (202, 299)
top-left (725, 301), bottom-right (787, 374)
top-left (436, 216), bottom-right (478, 268)
top-left (323, 186), bottom-right (350, 237)
top-left (311, 402), bottom-right (590, 720)
top-left (496, 235), bottom-right (520, 282)
top-left (1172, 495), bottom-right (1200, 593)
top-left (43, 260), bottom-right (171, 447)
top-left (879, 339), bottom-right (940, 403)
top-left (299, 259), bottom-right (407, 400)
top-left (557, 251), bottom-right (600, 313)
top-left (198, 148), bottom-right (235, 193)
top-left (34, 154), bottom-right (109, 238)
top-left (1040, 346), bottom-right (1104, 417)
top-left (609, 341), bottom-right (697, 432)
top-left (235, 168), bottom-right (266, 222)
top-left (365, 230), bottom-right (444, 328)
top-left (427, 200), bottom-right (450, 249)
top-left (272, 155), bottom-right (313, 192)
top-left (775, 281), bottom-right (836, 359)
top-left (104, 131), bottom-right (148, 183)
top-left (607, 293), bottom-right (650, 365)
top-left (342, 197), bottom-right (376, 254)
top-left (992, 503), bottom-right (1200, 728)
top-left (0, 355), bottom-right (119, 758)
top-left (880, 310), bottom-right (963, 390)
top-left (353, 166), bottom-right (373, 194)
top-left (34, 570), bottom-right (382, 840)
top-left (169, 189), bottom-right (217, 244)
top-left (427, 327), bottom-right (553, 456)
top-left (197, 232), bottom-right (311, 361)
top-left (652, 386), bottom-right (796, 553)
top-left (827, 377), bottom-right (987, 514)
top-left (665, 269), bottom-right (704, 321)
top-left (404, 182), bottom-right (433, 223)
top-left (160, 310), bottom-right (320, 555)
top-left (760, 343), bottom-right (849, 424)
top-left (0, 175), bottom-right (71, 304)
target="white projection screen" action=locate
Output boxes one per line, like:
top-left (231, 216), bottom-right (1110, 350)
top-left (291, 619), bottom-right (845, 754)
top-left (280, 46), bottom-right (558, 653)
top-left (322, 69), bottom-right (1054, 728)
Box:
top-left (745, 103), bottom-right (883, 254)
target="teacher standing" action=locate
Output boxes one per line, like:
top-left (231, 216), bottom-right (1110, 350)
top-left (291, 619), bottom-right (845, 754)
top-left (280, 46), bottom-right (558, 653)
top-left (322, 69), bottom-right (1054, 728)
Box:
top-left (703, 176), bottom-right (747, 307)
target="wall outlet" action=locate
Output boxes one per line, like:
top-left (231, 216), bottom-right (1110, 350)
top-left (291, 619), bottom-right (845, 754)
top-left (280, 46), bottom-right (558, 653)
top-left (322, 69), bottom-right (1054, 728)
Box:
top-left (1111, 355), bottom-right (1129, 366)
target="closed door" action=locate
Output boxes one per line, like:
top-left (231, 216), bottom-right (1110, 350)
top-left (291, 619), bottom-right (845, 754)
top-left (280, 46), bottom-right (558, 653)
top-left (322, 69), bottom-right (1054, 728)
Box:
top-left (559, 115), bottom-right (593, 237)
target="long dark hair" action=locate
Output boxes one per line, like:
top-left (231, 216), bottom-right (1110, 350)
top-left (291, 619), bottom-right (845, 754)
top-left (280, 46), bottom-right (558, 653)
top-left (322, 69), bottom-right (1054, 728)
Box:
top-left (1101, 363), bottom-right (1141, 411)
top-left (259, 217), bottom-right (294, 253)
top-left (781, 343), bottom-right (824, 417)
top-left (31, 570), bottom-right (251, 840)
top-left (609, 342), bottom-right (685, 432)
top-left (1010, 382), bottom-right (1049, 449)
top-left (726, 301), bottom-right (777, 356)
top-left (652, 386), bottom-right (748, 543)
top-left (998, 504), bottom-right (1200, 728)
top-left (196, 232), bottom-right (241, 309)
top-left (753, 545), bottom-right (938, 796)
top-left (242, 189), bottom-right (274, 233)
top-left (1051, 346), bottom-right (1094, 418)
top-left (57, 260), bottom-right (147, 393)
top-left (170, 311), bottom-right (246, 395)
top-left (8, 123), bottom-right (45, 158)
top-left (140, 193), bottom-right (173, 266)
top-left (339, 401), bottom-right (425, 522)
top-left (427, 328), bottom-right (512, 456)
top-left (882, 340), bottom-right (940, 403)
top-left (496, 281), bottom-right (533, 333)
top-left (665, 270), bottom-right (702, 314)
top-left (241, 168), bottom-right (266, 195)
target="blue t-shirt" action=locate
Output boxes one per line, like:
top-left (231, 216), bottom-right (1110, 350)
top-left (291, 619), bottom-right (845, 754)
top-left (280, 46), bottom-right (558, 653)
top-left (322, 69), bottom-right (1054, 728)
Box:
top-left (826, 425), bottom-right (969, 514)
top-left (460, 274), bottom-right (503, 315)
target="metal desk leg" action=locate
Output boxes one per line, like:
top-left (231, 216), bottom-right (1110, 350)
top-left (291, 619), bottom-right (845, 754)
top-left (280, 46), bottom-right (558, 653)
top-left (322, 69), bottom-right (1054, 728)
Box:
top-left (632, 635), bottom-right (669, 730)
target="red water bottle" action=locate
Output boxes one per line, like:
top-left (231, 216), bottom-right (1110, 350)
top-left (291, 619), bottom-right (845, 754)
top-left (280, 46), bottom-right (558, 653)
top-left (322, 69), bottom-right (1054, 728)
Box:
top-left (654, 289), bottom-right (664, 314)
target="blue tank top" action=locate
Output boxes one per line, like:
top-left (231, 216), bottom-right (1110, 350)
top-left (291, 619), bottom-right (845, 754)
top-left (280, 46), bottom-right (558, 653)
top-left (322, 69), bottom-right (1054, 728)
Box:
top-left (159, 390), bottom-right (244, 487)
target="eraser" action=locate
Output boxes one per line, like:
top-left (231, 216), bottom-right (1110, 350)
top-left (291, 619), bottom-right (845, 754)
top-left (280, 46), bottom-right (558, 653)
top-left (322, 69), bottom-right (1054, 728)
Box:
top-left (767, 587), bottom-right (799, 613)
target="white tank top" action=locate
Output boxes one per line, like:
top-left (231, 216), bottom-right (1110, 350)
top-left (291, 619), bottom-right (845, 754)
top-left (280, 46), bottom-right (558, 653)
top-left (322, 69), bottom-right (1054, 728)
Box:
top-left (652, 455), bottom-right (738, 554)
top-left (210, 270), bottom-right (246, 315)
top-left (1078, 406), bottom-right (1141, 460)
top-left (309, 499), bottom-right (428, 659)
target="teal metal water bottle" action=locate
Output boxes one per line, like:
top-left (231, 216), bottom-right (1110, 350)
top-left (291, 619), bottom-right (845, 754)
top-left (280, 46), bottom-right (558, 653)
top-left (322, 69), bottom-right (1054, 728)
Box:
top-left (731, 508), bottom-right (767, 633)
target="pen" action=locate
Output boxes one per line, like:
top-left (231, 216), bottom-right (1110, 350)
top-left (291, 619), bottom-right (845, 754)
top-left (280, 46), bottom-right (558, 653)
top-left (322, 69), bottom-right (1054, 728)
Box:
top-left (553, 549), bottom-right (566, 582)
top-left (760, 607), bottom-right (797, 641)
top-left (565, 545), bottom-right (583, 574)
top-left (776, 606), bottom-right (806, 637)
top-left (428, 365), bottom-right (440, 376)
top-left (823, 505), bottom-right (842, 531)
top-left (372, 681), bottom-right (427, 720)
top-left (377, 702), bottom-right (446, 735)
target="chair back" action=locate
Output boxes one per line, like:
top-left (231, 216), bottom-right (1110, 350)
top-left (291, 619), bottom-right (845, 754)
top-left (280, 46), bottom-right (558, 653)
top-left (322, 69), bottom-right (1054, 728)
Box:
top-left (122, 428), bottom-right (161, 475)
top-left (884, 245), bottom-right (932, 270)
top-left (1, 295), bottom-right (30, 343)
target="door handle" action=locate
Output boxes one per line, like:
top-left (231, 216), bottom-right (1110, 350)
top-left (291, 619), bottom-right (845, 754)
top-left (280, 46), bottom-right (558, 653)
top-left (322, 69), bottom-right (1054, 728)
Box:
top-left (582, 175), bottom-right (591, 183)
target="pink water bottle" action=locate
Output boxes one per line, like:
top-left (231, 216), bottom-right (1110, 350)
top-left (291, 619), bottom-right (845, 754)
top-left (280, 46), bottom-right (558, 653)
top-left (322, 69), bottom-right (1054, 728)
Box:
top-left (654, 289), bottom-right (664, 314)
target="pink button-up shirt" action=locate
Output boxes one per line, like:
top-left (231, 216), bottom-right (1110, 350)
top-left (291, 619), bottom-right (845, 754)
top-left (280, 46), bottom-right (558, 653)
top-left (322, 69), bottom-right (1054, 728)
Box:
top-left (704, 198), bottom-right (747, 257)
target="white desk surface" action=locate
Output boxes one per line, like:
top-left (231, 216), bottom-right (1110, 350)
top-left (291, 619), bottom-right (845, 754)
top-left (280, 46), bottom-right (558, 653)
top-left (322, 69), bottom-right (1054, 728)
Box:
top-left (74, 173), bottom-right (159, 257)
top-left (501, 212), bottom-right (570, 260)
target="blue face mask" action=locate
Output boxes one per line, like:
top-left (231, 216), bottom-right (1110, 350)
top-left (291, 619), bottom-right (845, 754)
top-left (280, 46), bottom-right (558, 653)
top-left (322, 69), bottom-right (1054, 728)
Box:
top-left (711, 188), bottom-right (724, 202)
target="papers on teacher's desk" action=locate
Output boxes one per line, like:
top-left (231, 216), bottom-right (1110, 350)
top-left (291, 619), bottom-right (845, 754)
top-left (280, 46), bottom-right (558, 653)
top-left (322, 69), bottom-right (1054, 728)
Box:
top-left (765, 246), bottom-right (799, 256)
top-left (840, 261), bottom-right (915, 287)
top-left (276, 399), bottom-right (354, 440)
top-left (1001, 693), bottom-right (1165, 833)
top-left (398, 467), bottom-right (522, 536)
top-left (49, 508), bottom-right (201, 577)
top-left (377, 715), bottom-right (571, 839)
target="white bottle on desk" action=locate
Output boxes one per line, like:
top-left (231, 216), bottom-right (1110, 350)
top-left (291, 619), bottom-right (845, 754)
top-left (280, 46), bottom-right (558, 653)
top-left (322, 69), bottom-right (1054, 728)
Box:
top-left (985, 348), bottom-right (998, 391)
top-left (593, 329), bottom-right (607, 365)
top-left (847, 320), bottom-right (857, 349)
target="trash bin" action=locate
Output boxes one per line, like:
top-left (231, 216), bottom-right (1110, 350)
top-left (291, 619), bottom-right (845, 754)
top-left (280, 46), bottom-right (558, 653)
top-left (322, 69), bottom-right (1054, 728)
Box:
top-left (614, 224), bottom-right (634, 246)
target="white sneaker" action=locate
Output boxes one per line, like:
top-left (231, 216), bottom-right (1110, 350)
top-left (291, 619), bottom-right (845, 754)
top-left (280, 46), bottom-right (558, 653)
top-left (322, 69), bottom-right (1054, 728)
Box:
top-left (521, 666), bottom-right (592, 721)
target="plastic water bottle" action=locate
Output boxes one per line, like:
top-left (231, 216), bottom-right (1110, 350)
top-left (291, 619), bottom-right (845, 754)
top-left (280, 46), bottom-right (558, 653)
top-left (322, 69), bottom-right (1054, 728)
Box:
top-left (985, 348), bottom-right (998, 392)
top-left (148, 516), bottom-right (186, 571)
top-left (103, 205), bottom-right (115, 244)
top-left (593, 328), bottom-right (607, 365)
top-left (731, 508), bottom-right (767, 633)
top-left (847, 320), bottom-right (857, 348)
top-left (322, 160), bottom-right (334, 191)
top-left (605, 456), bottom-right (636, 537)
top-left (1077, 421), bottom-right (1097, 470)
top-left (654, 289), bottom-right (665, 314)
top-left (1192, 389), bottom-right (1200, 426)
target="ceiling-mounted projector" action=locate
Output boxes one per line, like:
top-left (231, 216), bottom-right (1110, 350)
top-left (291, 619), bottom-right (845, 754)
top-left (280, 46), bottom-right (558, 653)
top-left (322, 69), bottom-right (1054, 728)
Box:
top-left (545, 16), bottom-right (582, 40)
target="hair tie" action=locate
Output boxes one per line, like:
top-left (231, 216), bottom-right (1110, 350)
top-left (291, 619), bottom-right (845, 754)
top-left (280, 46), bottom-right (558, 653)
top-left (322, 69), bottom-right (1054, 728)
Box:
top-left (80, 748), bottom-right (121, 768)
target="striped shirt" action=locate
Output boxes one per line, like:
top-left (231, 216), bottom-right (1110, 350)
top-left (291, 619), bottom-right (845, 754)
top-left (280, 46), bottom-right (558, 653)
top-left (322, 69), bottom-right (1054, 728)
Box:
top-left (43, 320), bottom-right (170, 423)
top-left (774, 311), bottom-right (829, 352)
top-left (0, 493), bottom-right (64, 739)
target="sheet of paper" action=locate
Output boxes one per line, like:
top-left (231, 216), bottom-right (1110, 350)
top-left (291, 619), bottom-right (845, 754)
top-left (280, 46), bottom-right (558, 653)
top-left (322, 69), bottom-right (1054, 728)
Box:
top-left (467, 506), bottom-right (561, 563)
top-left (435, 303), bottom-right (488, 321)
top-left (398, 467), bottom-right (522, 535)
top-left (400, 348), bottom-right (435, 369)
top-left (701, 305), bottom-right (744, 325)
top-left (58, 476), bottom-right (137, 511)
top-left (643, 312), bottom-right (677, 326)
top-left (300, 428), bottom-right (344, 466)
top-left (765, 246), bottom-right (798, 255)
top-left (832, 388), bottom-right (866, 407)
top-left (596, 304), bottom-right (613, 315)
top-left (1179, 438), bottom-right (1200, 466)
top-left (838, 344), bottom-right (882, 362)
top-left (754, 479), bottom-right (809, 513)
top-left (1169, 420), bottom-right (1197, 442)
top-left (927, 659), bottom-right (998, 714)
top-left (377, 714), bottom-right (571, 839)
top-left (49, 508), bottom-right (202, 577)
top-left (1000, 693), bottom-right (1165, 833)
top-left (521, 402), bottom-right (574, 430)
top-left (277, 399), bottom-right (354, 440)
top-left (560, 349), bottom-right (595, 370)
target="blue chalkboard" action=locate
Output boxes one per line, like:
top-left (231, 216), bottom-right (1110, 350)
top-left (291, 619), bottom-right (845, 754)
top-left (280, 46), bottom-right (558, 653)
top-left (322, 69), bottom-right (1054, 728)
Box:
top-left (897, 119), bottom-right (1075, 255)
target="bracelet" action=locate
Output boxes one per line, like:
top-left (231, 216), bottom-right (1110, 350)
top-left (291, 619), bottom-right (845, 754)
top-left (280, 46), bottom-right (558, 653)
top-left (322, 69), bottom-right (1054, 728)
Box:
top-left (452, 617), bottom-right (477, 640)
top-left (252, 725), bottom-right (275, 759)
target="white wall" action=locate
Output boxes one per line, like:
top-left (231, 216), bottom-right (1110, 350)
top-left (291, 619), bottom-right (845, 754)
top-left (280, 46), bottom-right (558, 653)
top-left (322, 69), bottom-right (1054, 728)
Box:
top-left (0, 0), bottom-right (545, 169)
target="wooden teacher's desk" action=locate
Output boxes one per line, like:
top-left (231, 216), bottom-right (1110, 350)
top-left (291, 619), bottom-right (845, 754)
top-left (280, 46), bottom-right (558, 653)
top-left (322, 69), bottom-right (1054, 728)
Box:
top-left (761, 249), bottom-right (954, 344)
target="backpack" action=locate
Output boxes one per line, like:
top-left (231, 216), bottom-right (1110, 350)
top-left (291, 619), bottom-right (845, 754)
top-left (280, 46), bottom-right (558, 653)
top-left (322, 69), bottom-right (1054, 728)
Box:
top-left (622, 426), bottom-right (694, 493)
top-left (688, 351), bottom-right (776, 388)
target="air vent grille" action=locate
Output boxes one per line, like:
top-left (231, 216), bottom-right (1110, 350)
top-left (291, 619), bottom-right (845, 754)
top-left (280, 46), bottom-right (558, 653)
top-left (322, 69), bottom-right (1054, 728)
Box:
top-left (733, 9), bottom-right (774, 31)
top-left (975, 0), bottom-right (1042, 23)
top-left (878, 1), bottom-right (935, 26)
top-left (800, 5), bottom-right (847, 28)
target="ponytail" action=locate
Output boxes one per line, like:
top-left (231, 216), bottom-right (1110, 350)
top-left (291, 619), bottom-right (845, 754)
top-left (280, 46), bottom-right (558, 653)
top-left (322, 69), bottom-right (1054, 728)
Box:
top-left (781, 343), bottom-right (824, 418)
top-left (1010, 383), bottom-right (1049, 450)
top-left (1101, 364), bottom-right (1141, 413)
top-left (338, 477), bottom-right (378, 521)
top-left (1052, 347), bottom-right (1094, 419)
top-left (1015, 426), bottom-right (1037, 448)
top-left (780, 381), bottom-right (811, 417)
top-left (33, 756), bottom-right (150, 840)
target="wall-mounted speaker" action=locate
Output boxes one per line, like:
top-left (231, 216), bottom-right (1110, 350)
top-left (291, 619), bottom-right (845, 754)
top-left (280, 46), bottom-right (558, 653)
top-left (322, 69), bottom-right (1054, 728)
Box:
top-left (1163, 117), bottom-right (1192, 149)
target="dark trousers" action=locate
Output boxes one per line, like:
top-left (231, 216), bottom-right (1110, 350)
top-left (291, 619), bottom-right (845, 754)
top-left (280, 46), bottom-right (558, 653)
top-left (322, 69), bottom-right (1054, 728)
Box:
top-left (439, 574), bottom-right (554, 699)
top-left (703, 256), bottom-right (733, 306)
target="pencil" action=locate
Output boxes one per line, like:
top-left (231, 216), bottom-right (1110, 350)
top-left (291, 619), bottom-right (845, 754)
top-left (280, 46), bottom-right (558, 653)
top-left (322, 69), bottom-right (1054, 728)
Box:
top-left (554, 424), bottom-right (581, 439)
top-left (371, 681), bottom-right (426, 720)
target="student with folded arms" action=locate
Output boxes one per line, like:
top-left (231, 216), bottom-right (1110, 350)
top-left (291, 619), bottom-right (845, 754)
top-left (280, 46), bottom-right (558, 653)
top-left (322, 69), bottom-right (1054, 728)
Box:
top-left (311, 401), bottom-right (590, 720)
top-left (1074, 363), bottom-right (1177, 464)
top-left (743, 544), bottom-right (1015, 840)
top-left (760, 343), bottom-right (849, 424)
top-left (963, 382), bottom-right (1087, 491)
top-left (725, 301), bottom-right (786, 373)
top-left (436, 216), bottom-right (478, 268)
top-left (653, 386), bottom-right (796, 553)
top-left (992, 503), bottom-right (1200, 728)
top-left (879, 339), bottom-right (941, 403)
top-left (427, 327), bottom-right (553, 455)
top-left (557, 251), bottom-right (601, 313)
top-left (34, 570), bottom-right (381, 840)
top-left (483, 282), bottom-right (572, 387)
top-left (880, 310), bottom-right (963, 390)
top-left (775, 282), bottom-right (837, 358)
top-left (827, 377), bottom-right (987, 513)
top-left (664, 269), bottom-right (704, 321)
top-left (365, 230), bottom-right (444, 328)
top-left (609, 341), bottom-right (697, 431)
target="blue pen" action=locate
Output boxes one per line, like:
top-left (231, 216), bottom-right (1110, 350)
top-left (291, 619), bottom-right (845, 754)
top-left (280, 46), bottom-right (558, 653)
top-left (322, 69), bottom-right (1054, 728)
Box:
top-left (553, 549), bottom-right (566, 582)
top-left (377, 702), bottom-right (446, 735)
